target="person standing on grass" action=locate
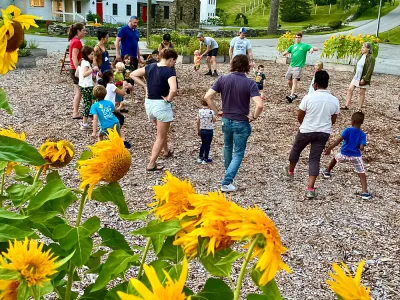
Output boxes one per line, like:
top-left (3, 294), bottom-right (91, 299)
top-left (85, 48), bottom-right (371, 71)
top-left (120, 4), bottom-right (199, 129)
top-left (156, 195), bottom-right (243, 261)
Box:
top-left (283, 32), bottom-right (318, 103)
top-left (68, 23), bottom-right (86, 119)
top-left (115, 16), bottom-right (142, 70)
top-left (229, 27), bottom-right (254, 68)
top-left (343, 42), bottom-right (376, 111)
top-left (322, 111), bottom-right (372, 200)
top-left (197, 33), bottom-right (219, 77)
top-left (204, 55), bottom-right (263, 192)
top-left (285, 70), bottom-right (340, 199)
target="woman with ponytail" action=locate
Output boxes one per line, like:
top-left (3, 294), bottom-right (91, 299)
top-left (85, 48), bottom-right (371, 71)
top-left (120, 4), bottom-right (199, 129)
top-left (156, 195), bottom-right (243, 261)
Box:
top-left (68, 23), bottom-right (86, 119)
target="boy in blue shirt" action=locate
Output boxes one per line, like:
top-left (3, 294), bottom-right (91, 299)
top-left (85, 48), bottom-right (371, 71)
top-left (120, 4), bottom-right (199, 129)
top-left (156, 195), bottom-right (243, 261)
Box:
top-left (323, 112), bottom-right (371, 200)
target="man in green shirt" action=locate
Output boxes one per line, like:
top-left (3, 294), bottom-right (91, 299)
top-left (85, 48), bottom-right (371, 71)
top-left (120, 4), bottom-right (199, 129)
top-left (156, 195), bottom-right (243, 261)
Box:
top-left (283, 32), bottom-right (318, 103)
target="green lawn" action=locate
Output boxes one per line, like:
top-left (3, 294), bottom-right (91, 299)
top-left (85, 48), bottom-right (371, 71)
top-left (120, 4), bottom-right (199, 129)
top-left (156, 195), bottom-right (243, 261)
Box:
top-left (307, 25), bottom-right (356, 35)
top-left (354, 0), bottom-right (399, 21)
top-left (379, 25), bottom-right (400, 44)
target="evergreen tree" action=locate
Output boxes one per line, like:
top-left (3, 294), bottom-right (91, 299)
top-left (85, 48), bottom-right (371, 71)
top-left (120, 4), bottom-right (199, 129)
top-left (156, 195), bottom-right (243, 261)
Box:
top-left (280, 0), bottom-right (312, 22)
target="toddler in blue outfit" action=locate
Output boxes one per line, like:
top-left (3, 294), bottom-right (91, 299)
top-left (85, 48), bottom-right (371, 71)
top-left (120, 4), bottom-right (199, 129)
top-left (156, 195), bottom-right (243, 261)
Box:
top-left (323, 111), bottom-right (371, 200)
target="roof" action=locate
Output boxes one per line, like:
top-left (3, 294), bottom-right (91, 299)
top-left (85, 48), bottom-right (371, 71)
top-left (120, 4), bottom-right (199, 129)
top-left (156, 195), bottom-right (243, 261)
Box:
top-left (137, 0), bottom-right (159, 4)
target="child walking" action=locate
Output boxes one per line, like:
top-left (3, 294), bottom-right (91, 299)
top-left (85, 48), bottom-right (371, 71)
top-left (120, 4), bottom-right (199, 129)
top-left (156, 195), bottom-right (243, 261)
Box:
top-left (323, 111), bottom-right (371, 200)
top-left (254, 64), bottom-right (266, 99)
top-left (196, 99), bottom-right (216, 164)
top-left (308, 61), bottom-right (324, 94)
top-left (194, 50), bottom-right (201, 71)
top-left (76, 46), bottom-right (98, 130)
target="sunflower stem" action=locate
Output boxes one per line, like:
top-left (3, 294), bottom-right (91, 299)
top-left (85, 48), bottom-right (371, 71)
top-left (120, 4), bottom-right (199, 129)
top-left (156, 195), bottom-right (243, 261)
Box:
top-left (0, 168), bottom-right (5, 208)
top-left (65, 262), bottom-right (75, 300)
top-left (33, 165), bottom-right (44, 184)
top-left (76, 185), bottom-right (89, 227)
top-left (137, 238), bottom-right (152, 280)
top-left (234, 235), bottom-right (260, 300)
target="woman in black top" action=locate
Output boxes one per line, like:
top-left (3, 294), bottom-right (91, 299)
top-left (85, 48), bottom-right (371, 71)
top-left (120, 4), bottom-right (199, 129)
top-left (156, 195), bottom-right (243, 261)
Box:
top-left (130, 49), bottom-right (178, 171)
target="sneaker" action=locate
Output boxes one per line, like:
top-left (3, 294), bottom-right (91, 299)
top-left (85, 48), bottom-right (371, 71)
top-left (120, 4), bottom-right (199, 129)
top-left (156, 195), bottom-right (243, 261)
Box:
top-left (322, 169), bottom-right (332, 179)
top-left (204, 158), bottom-right (213, 163)
top-left (204, 71), bottom-right (212, 76)
top-left (221, 183), bottom-right (237, 192)
top-left (197, 158), bottom-right (203, 164)
top-left (201, 160), bottom-right (207, 165)
top-left (80, 123), bottom-right (90, 131)
top-left (123, 140), bottom-right (132, 149)
top-left (293, 94), bottom-right (298, 99)
top-left (361, 192), bottom-right (372, 200)
top-left (283, 166), bottom-right (294, 180)
top-left (212, 71), bottom-right (219, 77)
top-left (396, 136), bottom-right (400, 141)
top-left (305, 189), bottom-right (316, 199)
top-left (286, 95), bottom-right (295, 103)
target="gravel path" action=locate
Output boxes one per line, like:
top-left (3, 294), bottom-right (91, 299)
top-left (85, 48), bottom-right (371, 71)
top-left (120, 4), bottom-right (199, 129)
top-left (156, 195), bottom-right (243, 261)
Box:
top-left (1, 56), bottom-right (399, 299)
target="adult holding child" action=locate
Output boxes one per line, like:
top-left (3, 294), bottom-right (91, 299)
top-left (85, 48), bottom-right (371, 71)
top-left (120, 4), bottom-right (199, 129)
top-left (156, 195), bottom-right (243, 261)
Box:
top-left (68, 23), bottom-right (86, 119)
top-left (197, 33), bottom-right (219, 77)
top-left (283, 32), bottom-right (318, 103)
top-left (229, 27), bottom-right (254, 67)
top-left (204, 54), bottom-right (263, 192)
top-left (343, 42), bottom-right (376, 111)
top-left (130, 49), bottom-right (178, 171)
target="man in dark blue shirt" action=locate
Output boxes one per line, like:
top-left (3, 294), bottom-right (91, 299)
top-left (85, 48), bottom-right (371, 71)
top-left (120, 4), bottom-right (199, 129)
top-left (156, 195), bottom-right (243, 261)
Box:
top-left (115, 16), bottom-right (142, 69)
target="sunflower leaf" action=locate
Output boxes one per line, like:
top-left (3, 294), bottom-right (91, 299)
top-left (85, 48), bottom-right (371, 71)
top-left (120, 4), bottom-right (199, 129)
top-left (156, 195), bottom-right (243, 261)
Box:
top-left (71, 236), bottom-right (93, 267)
top-left (0, 223), bottom-right (36, 242)
top-left (246, 294), bottom-right (269, 300)
top-left (192, 278), bottom-right (234, 300)
top-left (91, 182), bottom-right (129, 214)
top-left (251, 268), bottom-right (283, 300)
top-left (120, 211), bottom-right (149, 221)
top-left (0, 268), bottom-right (19, 280)
top-left (200, 248), bottom-right (237, 278)
top-left (0, 88), bottom-right (12, 115)
top-left (131, 219), bottom-right (181, 237)
top-left (98, 228), bottom-right (131, 251)
top-left (157, 236), bottom-right (184, 263)
top-left (55, 249), bottom-right (76, 268)
top-left (17, 280), bottom-right (29, 300)
top-left (6, 182), bottom-right (42, 206)
top-left (0, 208), bottom-right (29, 220)
top-left (0, 136), bottom-right (46, 166)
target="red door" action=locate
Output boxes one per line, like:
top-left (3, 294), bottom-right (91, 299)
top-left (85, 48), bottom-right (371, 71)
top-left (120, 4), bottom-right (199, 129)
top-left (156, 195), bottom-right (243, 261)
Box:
top-left (96, 1), bottom-right (103, 21)
top-left (142, 6), bottom-right (147, 23)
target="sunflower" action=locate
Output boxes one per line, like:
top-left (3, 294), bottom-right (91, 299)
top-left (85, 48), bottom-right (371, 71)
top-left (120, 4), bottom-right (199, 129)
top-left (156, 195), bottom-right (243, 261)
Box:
top-left (150, 171), bottom-right (197, 222)
top-left (0, 280), bottom-right (19, 300)
top-left (227, 206), bottom-right (292, 285)
top-left (118, 257), bottom-right (191, 300)
top-left (0, 238), bottom-right (58, 287)
top-left (39, 140), bottom-right (75, 173)
top-left (0, 5), bottom-right (40, 75)
top-left (77, 126), bottom-right (131, 198)
top-left (326, 260), bottom-right (371, 300)
top-left (0, 127), bottom-right (26, 175)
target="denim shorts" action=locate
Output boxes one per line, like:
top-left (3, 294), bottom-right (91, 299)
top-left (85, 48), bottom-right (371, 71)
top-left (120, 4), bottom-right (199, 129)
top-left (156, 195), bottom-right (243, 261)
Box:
top-left (145, 99), bottom-right (174, 122)
top-left (115, 94), bottom-right (124, 103)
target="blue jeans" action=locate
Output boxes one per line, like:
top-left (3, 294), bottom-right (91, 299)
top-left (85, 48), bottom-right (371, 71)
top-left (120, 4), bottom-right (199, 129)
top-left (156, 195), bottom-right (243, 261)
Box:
top-left (221, 118), bottom-right (251, 185)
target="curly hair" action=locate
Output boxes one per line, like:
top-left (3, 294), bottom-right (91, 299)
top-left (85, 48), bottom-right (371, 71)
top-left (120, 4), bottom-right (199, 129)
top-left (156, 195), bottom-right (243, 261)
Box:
top-left (230, 55), bottom-right (250, 73)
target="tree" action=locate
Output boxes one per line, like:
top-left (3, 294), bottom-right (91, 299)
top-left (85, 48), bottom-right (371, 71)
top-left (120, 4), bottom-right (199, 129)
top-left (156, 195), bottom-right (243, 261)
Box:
top-left (268, 0), bottom-right (280, 34)
top-left (280, 0), bottom-right (312, 22)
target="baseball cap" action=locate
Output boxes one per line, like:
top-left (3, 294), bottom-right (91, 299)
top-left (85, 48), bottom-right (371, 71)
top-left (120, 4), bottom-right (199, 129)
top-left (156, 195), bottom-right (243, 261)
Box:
top-left (239, 27), bottom-right (247, 33)
top-left (197, 32), bottom-right (204, 38)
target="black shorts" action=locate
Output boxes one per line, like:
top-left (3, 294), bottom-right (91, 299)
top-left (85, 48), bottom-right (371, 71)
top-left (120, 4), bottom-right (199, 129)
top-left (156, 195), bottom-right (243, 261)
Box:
top-left (257, 84), bottom-right (263, 91)
top-left (113, 112), bottom-right (125, 126)
top-left (69, 69), bottom-right (79, 85)
top-left (207, 48), bottom-right (218, 57)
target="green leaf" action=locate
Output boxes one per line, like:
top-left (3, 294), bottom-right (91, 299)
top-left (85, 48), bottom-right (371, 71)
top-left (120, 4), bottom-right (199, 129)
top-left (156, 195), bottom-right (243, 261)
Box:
top-left (336, 295), bottom-right (345, 300)
top-left (0, 268), bottom-right (19, 280)
top-left (142, 260), bottom-right (182, 287)
top-left (0, 88), bottom-right (12, 114)
top-left (86, 250), bottom-right (106, 273)
top-left (17, 280), bottom-right (29, 300)
top-left (75, 150), bottom-right (93, 168)
top-left (79, 217), bottom-right (101, 237)
top-left (80, 284), bottom-right (108, 299)
top-left (55, 250), bottom-right (76, 268)
top-left (0, 224), bottom-right (35, 242)
top-left (191, 278), bottom-right (234, 300)
top-left (54, 286), bottom-right (78, 300)
top-left (151, 234), bottom-right (165, 255)
top-left (30, 281), bottom-right (53, 299)
top-left (105, 282), bottom-right (130, 300)
top-left (120, 211), bottom-right (149, 221)
top-left (46, 170), bottom-right (61, 182)
top-left (157, 236), bottom-right (184, 263)
top-left (98, 228), bottom-right (131, 251)
top-left (6, 182), bottom-right (42, 206)
top-left (200, 248), bottom-right (239, 278)
top-left (0, 136), bottom-right (46, 166)
top-left (251, 269), bottom-right (283, 300)
top-left (92, 250), bottom-right (140, 292)
top-left (71, 237), bottom-right (93, 267)
top-left (0, 208), bottom-right (28, 220)
top-left (246, 294), bottom-right (269, 300)
top-left (215, 250), bottom-right (242, 266)
top-left (28, 211), bottom-right (59, 223)
top-left (91, 182), bottom-right (129, 214)
top-left (13, 165), bottom-right (31, 176)
top-left (132, 219), bottom-right (181, 237)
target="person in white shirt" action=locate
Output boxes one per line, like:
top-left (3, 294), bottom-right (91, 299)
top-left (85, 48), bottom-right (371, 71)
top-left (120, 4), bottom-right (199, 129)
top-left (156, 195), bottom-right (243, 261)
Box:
top-left (196, 99), bottom-right (216, 164)
top-left (285, 70), bottom-right (340, 199)
top-left (229, 27), bottom-right (254, 67)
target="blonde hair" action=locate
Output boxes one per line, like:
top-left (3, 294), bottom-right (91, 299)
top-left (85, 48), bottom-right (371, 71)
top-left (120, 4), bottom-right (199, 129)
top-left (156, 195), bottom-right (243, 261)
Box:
top-left (93, 85), bottom-right (107, 100)
top-left (194, 50), bottom-right (200, 55)
top-left (115, 62), bottom-right (125, 71)
top-left (315, 61), bottom-right (323, 70)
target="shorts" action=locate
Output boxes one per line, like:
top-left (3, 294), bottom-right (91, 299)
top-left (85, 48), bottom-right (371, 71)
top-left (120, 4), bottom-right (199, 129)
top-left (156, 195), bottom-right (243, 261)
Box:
top-left (145, 99), bottom-right (174, 122)
top-left (115, 94), bottom-right (124, 103)
top-left (69, 69), bottom-right (79, 85)
top-left (100, 123), bottom-right (120, 136)
top-left (285, 66), bottom-right (303, 81)
top-left (207, 48), bottom-right (218, 57)
top-left (335, 153), bottom-right (365, 173)
top-left (257, 84), bottom-right (263, 91)
top-left (350, 79), bottom-right (369, 89)
top-left (113, 112), bottom-right (124, 126)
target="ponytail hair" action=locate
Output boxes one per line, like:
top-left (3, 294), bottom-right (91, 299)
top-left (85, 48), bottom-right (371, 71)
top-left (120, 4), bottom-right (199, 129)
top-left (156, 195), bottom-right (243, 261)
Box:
top-left (159, 48), bottom-right (178, 60)
top-left (68, 23), bottom-right (85, 41)
top-left (101, 70), bottom-right (114, 87)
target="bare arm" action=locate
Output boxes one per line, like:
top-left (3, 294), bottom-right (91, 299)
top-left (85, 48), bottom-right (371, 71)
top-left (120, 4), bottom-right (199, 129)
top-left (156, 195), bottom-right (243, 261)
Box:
top-left (325, 136), bottom-right (344, 155)
top-left (72, 48), bottom-right (80, 70)
top-left (248, 95), bottom-right (263, 121)
top-left (229, 46), bottom-right (233, 62)
top-left (196, 117), bottom-right (200, 135)
top-left (310, 47), bottom-right (318, 54)
top-left (282, 51), bottom-right (289, 56)
top-left (115, 88), bottom-right (126, 96)
top-left (93, 45), bottom-right (100, 68)
top-left (248, 48), bottom-right (254, 67)
top-left (331, 114), bottom-right (338, 125)
top-left (298, 109), bottom-right (306, 125)
top-left (83, 66), bottom-right (92, 77)
top-left (204, 89), bottom-right (219, 115)
top-left (201, 45), bottom-right (210, 57)
top-left (115, 37), bottom-right (121, 59)
top-left (162, 76), bottom-right (178, 102)
top-left (360, 144), bottom-right (365, 151)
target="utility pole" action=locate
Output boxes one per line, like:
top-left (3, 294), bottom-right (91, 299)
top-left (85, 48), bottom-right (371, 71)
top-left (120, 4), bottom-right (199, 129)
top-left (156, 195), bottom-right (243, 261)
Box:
top-left (376, 0), bottom-right (383, 37)
top-left (146, 0), bottom-right (151, 47)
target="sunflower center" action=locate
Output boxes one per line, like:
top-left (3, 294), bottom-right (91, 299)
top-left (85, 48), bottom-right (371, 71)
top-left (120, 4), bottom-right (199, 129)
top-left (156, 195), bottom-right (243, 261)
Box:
top-left (6, 21), bottom-right (25, 52)
top-left (102, 150), bottom-right (132, 183)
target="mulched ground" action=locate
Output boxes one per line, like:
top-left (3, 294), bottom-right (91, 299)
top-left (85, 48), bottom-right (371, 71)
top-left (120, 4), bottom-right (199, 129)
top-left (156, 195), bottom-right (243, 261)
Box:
top-left (1, 55), bottom-right (399, 299)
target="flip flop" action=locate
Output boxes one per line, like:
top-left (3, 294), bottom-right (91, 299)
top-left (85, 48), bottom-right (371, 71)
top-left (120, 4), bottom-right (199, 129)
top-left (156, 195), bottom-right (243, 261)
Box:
top-left (146, 164), bottom-right (164, 172)
top-left (73, 116), bottom-right (83, 120)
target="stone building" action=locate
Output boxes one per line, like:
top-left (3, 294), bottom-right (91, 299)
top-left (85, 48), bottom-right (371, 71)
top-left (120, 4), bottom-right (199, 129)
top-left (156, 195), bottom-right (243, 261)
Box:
top-left (150, 0), bottom-right (200, 29)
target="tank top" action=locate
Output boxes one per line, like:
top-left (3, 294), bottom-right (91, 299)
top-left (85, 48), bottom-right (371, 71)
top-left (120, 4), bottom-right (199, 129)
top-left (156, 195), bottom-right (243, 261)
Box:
top-left (96, 44), bottom-right (111, 73)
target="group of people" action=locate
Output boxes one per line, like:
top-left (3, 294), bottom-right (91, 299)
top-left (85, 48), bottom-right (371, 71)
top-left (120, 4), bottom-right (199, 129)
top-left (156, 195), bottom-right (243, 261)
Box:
top-left (67, 16), bottom-right (378, 199)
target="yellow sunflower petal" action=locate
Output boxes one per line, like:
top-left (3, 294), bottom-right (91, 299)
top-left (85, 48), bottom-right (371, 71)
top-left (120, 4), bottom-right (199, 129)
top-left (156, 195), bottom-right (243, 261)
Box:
top-left (0, 280), bottom-right (19, 300)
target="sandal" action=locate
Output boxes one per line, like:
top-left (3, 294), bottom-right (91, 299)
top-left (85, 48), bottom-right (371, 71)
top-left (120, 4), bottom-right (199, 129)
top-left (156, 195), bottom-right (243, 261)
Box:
top-left (146, 164), bottom-right (164, 172)
top-left (162, 149), bottom-right (174, 158)
top-left (73, 115), bottom-right (83, 120)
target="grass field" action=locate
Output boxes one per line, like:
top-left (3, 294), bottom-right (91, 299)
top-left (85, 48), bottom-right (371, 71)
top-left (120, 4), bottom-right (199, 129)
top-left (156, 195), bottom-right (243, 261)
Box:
top-left (354, 0), bottom-right (399, 21)
top-left (380, 25), bottom-right (400, 44)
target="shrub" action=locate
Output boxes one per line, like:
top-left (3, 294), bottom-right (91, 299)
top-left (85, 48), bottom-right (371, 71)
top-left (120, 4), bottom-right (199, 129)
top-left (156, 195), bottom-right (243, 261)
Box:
top-left (280, 0), bottom-right (312, 22)
top-left (86, 10), bottom-right (102, 23)
top-left (138, 18), bottom-right (144, 27)
top-left (276, 31), bottom-right (295, 53)
top-left (328, 20), bottom-right (342, 29)
top-left (20, 39), bottom-right (27, 49)
top-left (234, 13), bottom-right (248, 26)
top-left (18, 48), bottom-right (31, 57)
top-left (177, 22), bottom-right (189, 29)
top-left (27, 40), bottom-right (39, 49)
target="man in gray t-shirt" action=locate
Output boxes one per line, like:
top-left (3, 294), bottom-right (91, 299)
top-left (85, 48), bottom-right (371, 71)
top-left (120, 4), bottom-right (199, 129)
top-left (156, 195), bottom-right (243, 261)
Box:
top-left (229, 27), bottom-right (254, 67)
top-left (197, 33), bottom-right (219, 77)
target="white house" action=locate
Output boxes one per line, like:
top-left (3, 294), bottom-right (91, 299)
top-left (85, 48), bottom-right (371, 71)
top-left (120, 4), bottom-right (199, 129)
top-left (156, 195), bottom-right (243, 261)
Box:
top-left (200, 0), bottom-right (216, 22)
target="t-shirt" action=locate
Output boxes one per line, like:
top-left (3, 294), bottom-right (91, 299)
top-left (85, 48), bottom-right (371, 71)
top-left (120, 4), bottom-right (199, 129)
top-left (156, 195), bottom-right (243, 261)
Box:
top-left (287, 43), bottom-right (312, 68)
top-left (117, 25), bottom-right (140, 58)
top-left (198, 108), bottom-right (215, 130)
top-left (145, 63), bottom-right (176, 99)
top-left (201, 37), bottom-right (218, 50)
top-left (298, 89), bottom-right (340, 134)
top-left (340, 127), bottom-right (366, 157)
top-left (146, 58), bottom-right (159, 65)
top-left (308, 76), bottom-right (315, 94)
top-left (254, 71), bottom-right (266, 87)
top-left (78, 60), bottom-right (93, 87)
top-left (194, 55), bottom-right (201, 66)
top-left (114, 71), bottom-right (124, 89)
top-left (69, 37), bottom-right (82, 69)
top-left (211, 73), bottom-right (260, 122)
top-left (90, 100), bottom-right (119, 131)
top-left (354, 54), bottom-right (366, 81)
top-left (230, 37), bottom-right (252, 58)
top-left (105, 83), bottom-right (118, 105)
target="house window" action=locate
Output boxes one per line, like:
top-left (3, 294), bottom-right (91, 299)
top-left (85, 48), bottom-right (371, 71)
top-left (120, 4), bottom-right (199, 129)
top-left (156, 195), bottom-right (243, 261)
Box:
top-left (127, 4), bottom-right (131, 16)
top-left (76, 1), bottom-right (82, 13)
top-left (151, 5), bottom-right (156, 18)
top-left (180, 7), bottom-right (183, 20)
top-left (164, 6), bottom-right (169, 19)
top-left (30, 0), bottom-right (44, 7)
top-left (193, 8), bottom-right (197, 20)
top-left (112, 3), bottom-right (118, 15)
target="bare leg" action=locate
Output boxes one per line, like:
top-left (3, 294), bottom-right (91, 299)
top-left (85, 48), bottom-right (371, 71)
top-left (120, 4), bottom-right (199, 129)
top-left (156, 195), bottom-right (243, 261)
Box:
top-left (206, 57), bottom-right (211, 71)
top-left (291, 79), bottom-right (298, 96)
top-left (92, 118), bottom-right (98, 137)
top-left (289, 161), bottom-right (296, 173)
top-left (148, 121), bottom-right (171, 169)
top-left (307, 176), bottom-right (317, 189)
top-left (288, 80), bottom-right (292, 91)
top-left (73, 84), bottom-right (82, 118)
top-left (358, 173), bottom-right (368, 193)
top-left (326, 158), bottom-right (337, 172)
top-left (358, 88), bottom-right (366, 110)
top-left (345, 84), bottom-right (356, 107)
top-left (211, 56), bottom-right (217, 72)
